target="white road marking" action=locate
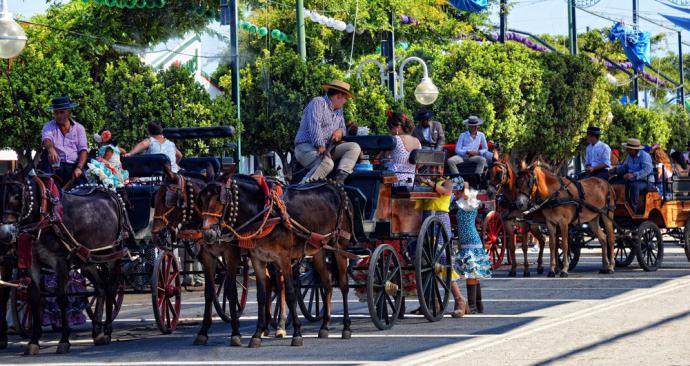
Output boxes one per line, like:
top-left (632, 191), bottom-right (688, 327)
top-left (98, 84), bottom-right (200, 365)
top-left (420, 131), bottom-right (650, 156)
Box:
top-left (3, 362), bottom-right (387, 366)
top-left (110, 313), bottom-right (533, 322)
top-left (389, 275), bottom-right (690, 366)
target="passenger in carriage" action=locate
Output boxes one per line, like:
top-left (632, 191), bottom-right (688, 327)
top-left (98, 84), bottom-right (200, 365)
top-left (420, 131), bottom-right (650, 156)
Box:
top-left (125, 122), bottom-right (182, 173)
top-left (609, 138), bottom-right (654, 213)
top-left (580, 126), bottom-right (611, 180)
top-left (670, 150), bottom-right (689, 176)
top-left (412, 108), bottom-right (464, 176)
top-left (383, 111), bottom-right (421, 187)
top-left (454, 116), bottom-right (494, 174)
top-left (650, 144), bottom-right (673, 198)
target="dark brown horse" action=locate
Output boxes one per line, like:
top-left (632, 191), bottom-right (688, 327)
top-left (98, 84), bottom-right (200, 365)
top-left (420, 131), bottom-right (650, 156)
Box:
top-left (150, 167), bottom-right (288, 345)
top-left (489, 156), bottom-right (546, 277)
top-left (199, 174), bottom-right (354, 348)
top-left (0, 167), bottom-right (131, 355)
top-left (515, 161), bottom-right (616, 277)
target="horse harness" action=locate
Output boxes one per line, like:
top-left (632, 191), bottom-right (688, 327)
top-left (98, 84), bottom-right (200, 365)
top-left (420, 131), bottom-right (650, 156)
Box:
top-left (202, 175), bottom-right (355, 260)
top-left (154, 175), bottom-right (202, 240)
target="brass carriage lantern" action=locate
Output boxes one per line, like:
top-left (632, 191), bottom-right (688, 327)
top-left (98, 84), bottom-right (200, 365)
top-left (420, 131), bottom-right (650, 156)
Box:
top-left (0, 0), bottom-right (27, 59)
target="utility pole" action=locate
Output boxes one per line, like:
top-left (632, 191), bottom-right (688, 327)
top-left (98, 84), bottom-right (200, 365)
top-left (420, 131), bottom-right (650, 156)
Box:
top-left (221, 0), bottom-right (242, 170)
top-left (296, 0), bottom-right (306, 61)
top-left (568, 0), bottom-right (577, 55)
top-left (679, 31), bottom-right (685, 107)
top-left (632, 0), bottom-right (640, 105)
top-left (499, 0), bottom-right (507, 43)
top-left (382, 11), bottom-right (396, 97)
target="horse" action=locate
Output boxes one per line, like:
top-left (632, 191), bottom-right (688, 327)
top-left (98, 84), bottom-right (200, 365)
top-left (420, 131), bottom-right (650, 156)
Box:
top-left (489, 156), bottom-right (546, 277)
top-left (150, 166), bottom-right (288, 345)
top-left (199, 174), bottom-right (354, 348)
top-left (0, 166), bottom-right (132, 355)
top-left (514, 160), bottom-right (616, 277)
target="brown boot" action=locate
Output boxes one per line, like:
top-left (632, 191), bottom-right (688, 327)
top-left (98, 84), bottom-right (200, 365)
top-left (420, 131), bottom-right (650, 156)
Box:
top-left (451, 295), bottom-right (467, 318)
top-left (466, 284), bottom-right (478, 314)
top-left (476, 283), bottom-right (484, 314)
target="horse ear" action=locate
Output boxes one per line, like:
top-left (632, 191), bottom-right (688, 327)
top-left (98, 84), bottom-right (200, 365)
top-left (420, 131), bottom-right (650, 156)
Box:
top-left (205, 162), bottom-right (216, 181)
top-left (163, 163), bottom-right (176, 182)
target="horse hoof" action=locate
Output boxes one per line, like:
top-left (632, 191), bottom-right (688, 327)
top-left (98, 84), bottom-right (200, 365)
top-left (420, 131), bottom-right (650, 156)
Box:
top-left (537, 267), bottom-right (544, 274)
top-left (547, 271), bottom-right (556, 278)
top-left (342, 330), bottom-right (352, 340)
top-left (560, 272), bottom-right (569, 278)
top-left (93, 334), bottom-right (111, 346)
top-left (318, 329), bottom-right (329, 339)
top-left (291, 336), bottom-right (303, 347)
top-left (523, 271), bottom-right (531, 277)
top-left (193, 334), bottom-right (208, 346)
top-left (230, 335), bottom-right (242, 347)
top-left (262, 329), bottom-right (270, 337)
top-left (248, 337), bottom-right (262, 348)
top-left (0, 340), bottom-right (7, 350)
top-left (508, 271), bottom-right (517, 277)
top-left (275, 329), bottom-right (286, 338)
top-left (56, 342), bottom-right (71, 354)
top-left (24, 343), bottom-right (39, 356)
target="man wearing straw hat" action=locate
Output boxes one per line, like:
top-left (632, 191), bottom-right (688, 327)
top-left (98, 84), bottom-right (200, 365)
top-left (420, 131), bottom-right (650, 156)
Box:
top-left (453, 116), bottom-right (493, 174)
top-left (40, 96), bottom-right (88, 186)
top-left (610, 138), bottom-right (654, 213)
top-left (294, 80), bottom-right (361, 184)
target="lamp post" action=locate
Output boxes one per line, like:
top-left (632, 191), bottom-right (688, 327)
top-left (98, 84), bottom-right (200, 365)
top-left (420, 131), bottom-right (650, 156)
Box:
top-left (356, 56), bottom-right (439, 105)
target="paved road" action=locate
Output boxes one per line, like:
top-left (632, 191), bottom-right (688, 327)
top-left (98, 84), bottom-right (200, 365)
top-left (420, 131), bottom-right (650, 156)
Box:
top-left (1, 246), bottom-right (689, 366)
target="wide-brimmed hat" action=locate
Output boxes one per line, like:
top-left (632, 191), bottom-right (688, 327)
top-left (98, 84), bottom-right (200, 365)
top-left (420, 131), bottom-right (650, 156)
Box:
top-left (322, 80), bottom-right (354, 99)
top-left (463, 115), bottom-right (484, 126)
top-left (46, 96), bottom-right (79, 111)
top-left (586, 126), bottom-right (601, 136)
top-left (414, 108), bottom-right (434, 121)
top-left (622, 138), bottom-right (644, 150)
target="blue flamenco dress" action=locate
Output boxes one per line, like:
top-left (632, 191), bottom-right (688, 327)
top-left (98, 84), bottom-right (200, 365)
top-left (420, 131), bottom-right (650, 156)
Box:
top-left (455, 198), bottom-right (492, 279)
top-left (86, 145), bottom-right (129, 188)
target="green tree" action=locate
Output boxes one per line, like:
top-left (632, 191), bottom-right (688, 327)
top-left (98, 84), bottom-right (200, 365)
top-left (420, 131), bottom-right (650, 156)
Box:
top-left (605, 103), bottom-right (671, 150)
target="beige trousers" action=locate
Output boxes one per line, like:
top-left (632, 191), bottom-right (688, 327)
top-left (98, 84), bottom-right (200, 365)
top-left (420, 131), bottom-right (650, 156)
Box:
top-left (295, 142), bottom-right (361, 183)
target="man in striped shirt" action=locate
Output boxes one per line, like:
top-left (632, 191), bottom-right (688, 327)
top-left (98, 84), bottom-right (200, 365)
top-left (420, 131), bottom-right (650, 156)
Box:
top-left (294, 80), bottom-right (361, 184)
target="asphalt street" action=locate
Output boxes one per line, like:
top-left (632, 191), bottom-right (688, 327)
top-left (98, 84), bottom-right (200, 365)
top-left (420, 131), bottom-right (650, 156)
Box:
top-left (1, 245), bottom-right (689, 366)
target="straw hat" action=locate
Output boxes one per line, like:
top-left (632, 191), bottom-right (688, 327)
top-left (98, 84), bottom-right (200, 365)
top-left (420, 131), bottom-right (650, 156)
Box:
top-left (622, 138), bottom-right (644, 150)
top-left (322, 80), bottom-right (354, 99)
top-left (463, 115), bottom-right (484, 126)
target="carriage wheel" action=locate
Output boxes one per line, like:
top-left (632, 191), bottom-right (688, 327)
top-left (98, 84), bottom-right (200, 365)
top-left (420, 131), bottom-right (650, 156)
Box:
top-left (556, 236), bottom-right (582, 271)
top-left (614, 233), bottom-right (635, 268)
top-left (635, 221), bottom-right (664, 272)
top-left (366, 244), bottom-right (403, 330)
top-left (415, 216), bottom-right (452, 322)
top-left (85, 276), bottom-right (125, 322)
top-left (296, 260), bottom-right (325, 322)
top-left (10, 271), bottom-right (32, 339)
top-left (482, 211), bottom-right (506, 270)
top-left (151, 250), bottom-right (181, 334)
top-left (213, 255), bottom-right (249, 322)
top-left (683, 219), bottom-right (690, 261)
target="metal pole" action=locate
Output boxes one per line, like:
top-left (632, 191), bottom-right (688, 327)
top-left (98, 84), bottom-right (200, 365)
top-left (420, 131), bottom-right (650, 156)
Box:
top-left (229, 0), bottom-right (242, 170)
top-left (569, 0), bottom-right (577, 55)
top-left (296, 0), bottom-right (306, 61)
top-left (679, 31), bottom-right (685, 107)
top-left (383, 11), bottom-right (397, 99)
top-left (499, 0), bottom-right (506, 43)
top-left (632, 0), bottom-right (639, 105)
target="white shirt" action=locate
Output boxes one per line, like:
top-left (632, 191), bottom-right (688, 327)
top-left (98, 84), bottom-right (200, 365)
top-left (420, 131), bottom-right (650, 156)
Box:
top-left (585, 140), bottom-right (611, 169)
top-left (455, 131), bottom-right (488, 158)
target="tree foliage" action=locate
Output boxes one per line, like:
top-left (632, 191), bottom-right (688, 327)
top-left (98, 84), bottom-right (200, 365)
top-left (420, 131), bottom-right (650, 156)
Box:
top-left (605, 103), bottom-right (671, 150)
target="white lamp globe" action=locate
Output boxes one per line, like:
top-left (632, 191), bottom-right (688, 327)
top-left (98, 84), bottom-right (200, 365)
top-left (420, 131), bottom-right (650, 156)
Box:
top-left (414, 77), bottom-right (439, 105)
top-left (0, 2), bottom-right (27, 59)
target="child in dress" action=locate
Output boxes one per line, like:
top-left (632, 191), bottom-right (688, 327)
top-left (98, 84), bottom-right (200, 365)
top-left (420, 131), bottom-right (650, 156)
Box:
top-left (86, 130), bottom-right (129, 188)
top-left (455, 180), bottom-right (492, 314)
top-left (416, 174), bottom-right (468, 317)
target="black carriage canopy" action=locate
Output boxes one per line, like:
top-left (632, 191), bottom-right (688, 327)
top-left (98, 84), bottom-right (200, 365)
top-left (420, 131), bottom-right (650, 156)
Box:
top-left (162, 126), bottom-right (235, 140)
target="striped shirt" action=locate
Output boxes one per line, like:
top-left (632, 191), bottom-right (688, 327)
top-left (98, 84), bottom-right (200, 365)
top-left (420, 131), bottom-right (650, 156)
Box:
top-left (294, 96), bottom-right (346, 148)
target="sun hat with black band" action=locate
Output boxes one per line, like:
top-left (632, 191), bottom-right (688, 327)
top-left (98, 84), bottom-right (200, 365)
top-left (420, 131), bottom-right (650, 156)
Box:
top-left (463, 115), bottom-right (484, 126)
top-left (322, 80), bottom-right (354, 99)
top-left (586, 126), bottom-right (601, 136)
top-left (622, 138), bottom-right (644, 150)
top-left (45, 96), bottom-right (79, 111)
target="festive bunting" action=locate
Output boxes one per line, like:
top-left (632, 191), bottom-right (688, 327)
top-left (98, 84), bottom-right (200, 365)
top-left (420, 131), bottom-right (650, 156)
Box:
top-left (448, 0), bottom-right (489, 13)
top-left (304, 9), bottom-right (354, 33)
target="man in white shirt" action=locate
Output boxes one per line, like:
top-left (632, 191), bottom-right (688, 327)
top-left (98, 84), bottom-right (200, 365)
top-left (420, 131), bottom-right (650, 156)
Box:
top-left (581, 126), bottom-right (611, 180)
top-left (453, 116), bottom-right (494, 174)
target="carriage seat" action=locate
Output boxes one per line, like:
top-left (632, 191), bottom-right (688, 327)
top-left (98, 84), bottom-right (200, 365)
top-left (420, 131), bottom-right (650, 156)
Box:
top-left (163, 126), bottom-right (235, 140)
top-left (179, 157), bottom-right (221, 181)
top-left (345, 170), bottom-right (395, 220)
top-left (671, 176), bottom-right (690, 201)
top-left (121, 154), bottom-right (169, 233)
top-left (342, 135), bottom-right (395, 152)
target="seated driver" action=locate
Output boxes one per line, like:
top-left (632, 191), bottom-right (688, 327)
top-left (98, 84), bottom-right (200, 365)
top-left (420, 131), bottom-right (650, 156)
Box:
top-left (609, 138), bottom-right (654, 213)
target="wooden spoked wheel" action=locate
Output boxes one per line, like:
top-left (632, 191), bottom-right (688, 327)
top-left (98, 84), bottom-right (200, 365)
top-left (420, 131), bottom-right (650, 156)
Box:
top-left (151, 250), bottom-right (181, 334)
top-left (614, 233), bottom-right (635, 268)
top-left (635, 221), bottom-right (664, 272)
top-left (296, 260), bottom-right (325, 322)
top-left (10, 271), bottom-right (32, 339)
top-left (213, 256), bottom-right (249, 322)
top-left (85, 275), bottom-right (125, 322)
top-left (415, 216), bottom-right (452, 322)
top-left (366, 244), bottom-right (403, 330)
top-left (482, 211), bottom-right (507, 270)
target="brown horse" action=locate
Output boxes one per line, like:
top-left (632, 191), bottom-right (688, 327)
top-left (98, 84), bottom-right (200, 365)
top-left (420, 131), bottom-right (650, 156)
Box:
top-left (515, 161), bottom-right (616, 277)
top-left (150, 167), bottom-right (288, 345)
top-left (489, 156), bottom-right (546, 277)
top-left (199, 174), bottom-right (354, 348)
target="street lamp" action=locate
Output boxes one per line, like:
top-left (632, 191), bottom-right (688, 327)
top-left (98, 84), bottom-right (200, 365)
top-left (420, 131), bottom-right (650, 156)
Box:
top-left (0, 0), bottom-right (27, 59)
top-left (356, 56), bottom-right (439, 105)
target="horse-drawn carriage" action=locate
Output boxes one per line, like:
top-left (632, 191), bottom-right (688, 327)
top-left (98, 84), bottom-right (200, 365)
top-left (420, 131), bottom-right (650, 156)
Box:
top-left (5, 126), bottom-right (242, 342)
